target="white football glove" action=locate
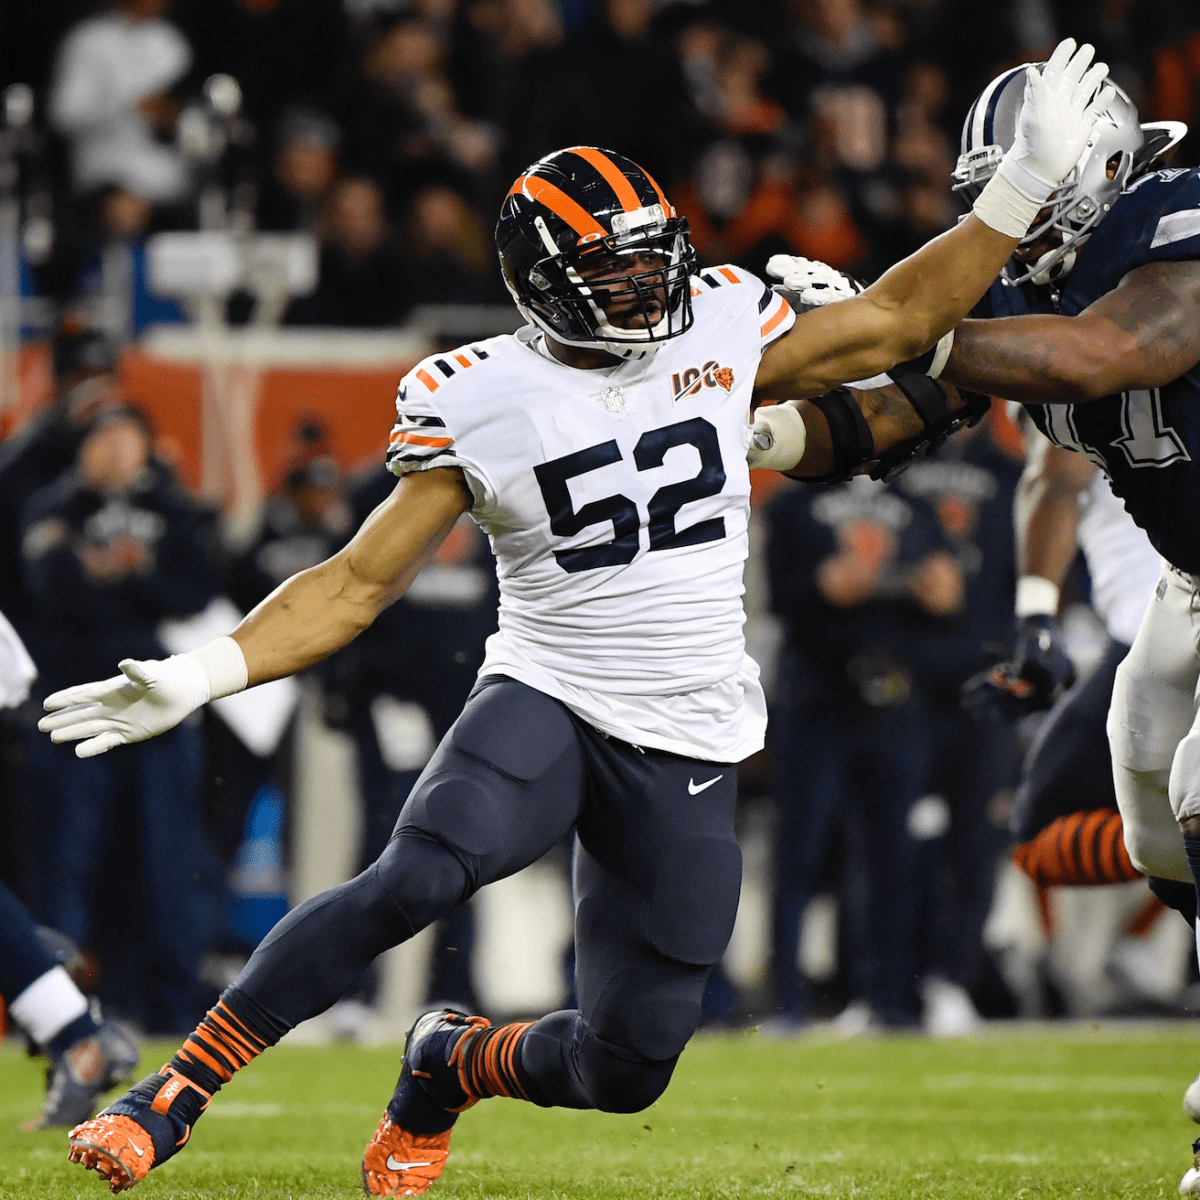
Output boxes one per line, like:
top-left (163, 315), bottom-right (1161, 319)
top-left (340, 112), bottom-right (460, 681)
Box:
top-left (38, 637), bottom-right (247, 758)
top-left (748, 401), bottom-right (807, 471)
top-left (765, 255), bottom-right (862, 308)
top-left (1000, 38), bottom-right (1114, 200)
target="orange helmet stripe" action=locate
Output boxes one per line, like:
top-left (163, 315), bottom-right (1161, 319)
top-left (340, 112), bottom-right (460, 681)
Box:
top-left (510, 173), bottom-right (607, 240)
top-left (567, 146), bottom-right (643, 213)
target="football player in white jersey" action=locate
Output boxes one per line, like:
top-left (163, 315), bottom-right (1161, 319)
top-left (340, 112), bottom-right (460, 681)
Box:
top-left (46, 41), bottom-right (1110, 1197)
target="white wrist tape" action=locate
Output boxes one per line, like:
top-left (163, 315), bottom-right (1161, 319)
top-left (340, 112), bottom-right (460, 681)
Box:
top-left (972, 171), bottom-right (1049, 239)
top-left (1015, 575), bottom-right (1060, 618)
top-left (928, 330), bottom-right (954, 379)
top-left (748, 402), bottom-right (807, 471)
top-left (9, 966), bottom-right (88, 1047)
top-left (185, 636), bottom-right (249, 703)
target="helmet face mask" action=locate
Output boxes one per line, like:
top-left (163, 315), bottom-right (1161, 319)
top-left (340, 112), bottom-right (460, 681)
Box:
top-left (497, 148), bottom-right (697, 359)
top-left (952, 68), bottom-right (1187, 288)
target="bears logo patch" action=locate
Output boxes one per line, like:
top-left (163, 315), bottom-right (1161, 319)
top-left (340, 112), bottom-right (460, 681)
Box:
top-left (672, 362), bottom-right (735, 401)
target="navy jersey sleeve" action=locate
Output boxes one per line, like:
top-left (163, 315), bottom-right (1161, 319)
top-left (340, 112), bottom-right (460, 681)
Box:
top-left (1064, 168), bottom-right (1200, 307)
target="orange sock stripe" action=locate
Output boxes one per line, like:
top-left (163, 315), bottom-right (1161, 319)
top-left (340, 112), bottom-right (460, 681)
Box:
top-left (505, 1023), bottom-right (533, 1100)
top-left (213, 1002), bottom-right (268, 1052)
top-left (205, 1011), bottom-right (258, 1065)
top-left (1014, 809), bottom-right (1141, 887)
top-left (192, 1025), bottom-right (240, 1071)
top-left (206, 1013), bottom-right (256, 1060)
top-left (1053, 815), bottom-right (1074, 880)
top-left (1077, 809), bottom-right (1110, 883)
top-left (178, 1039), bottom-right (234, 1083)
top-left (1105, 813), bottom-right (1140, 881)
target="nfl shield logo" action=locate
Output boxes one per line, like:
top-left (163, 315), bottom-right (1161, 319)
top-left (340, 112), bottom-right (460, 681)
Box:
top-left (601, 386), bottom-right (626, 412)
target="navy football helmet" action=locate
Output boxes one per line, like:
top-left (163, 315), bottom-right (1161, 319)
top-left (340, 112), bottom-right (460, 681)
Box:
top-left (496, 147), bottom-right (697, 358)
top-left (952, 67), bottom-right (1187, 286)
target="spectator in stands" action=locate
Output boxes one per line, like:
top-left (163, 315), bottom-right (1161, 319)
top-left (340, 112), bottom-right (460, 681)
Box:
top-left (171, 0), bottom-right (349, 132)
top-left (61, 185), bottom-right (188, 341)
top-left (765, 475), bottom-right (963, 1030)
top-left (502, 0), bottom-right (694, 187)
top-left (894, 415), bottom-right (1024, 1034)
top-left (328, 13), bottom-right (499, 211)
top-left (284, 176), bottom-right (413, 327)
top-left (17, 405), bottom-right (222, 1033)
top-left (256, 107), bottom-right (341, 233)
top-left (213, 434), bottom-right (354, 875)
top-left (403, 183), bottom-right (495, 306)
top-left (48, 0), bottom-right (193, 203)
top-left (447, 0), bottom-right (564, 136)
top-left (0, 330), bottom-right (122, 636)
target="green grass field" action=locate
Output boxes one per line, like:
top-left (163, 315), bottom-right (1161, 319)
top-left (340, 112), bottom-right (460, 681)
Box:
top-left (3, 1023), bottom-right (1199, 1199)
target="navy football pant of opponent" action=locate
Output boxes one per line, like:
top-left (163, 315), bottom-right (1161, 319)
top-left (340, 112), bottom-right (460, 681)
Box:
top-left (208, 677), bottom-right (742, 1112)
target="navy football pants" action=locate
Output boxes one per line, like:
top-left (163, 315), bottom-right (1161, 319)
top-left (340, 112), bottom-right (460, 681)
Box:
top-left (236, 677), bottom-right (742, 1113)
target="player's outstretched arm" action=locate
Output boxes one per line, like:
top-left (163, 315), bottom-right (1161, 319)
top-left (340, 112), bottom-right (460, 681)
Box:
top-left (39, 467), bottom-right (472, 757)
top-left (755, 38), bottom-right (1112, 400)
top-left (943, 260), bottom-right (1200, 403)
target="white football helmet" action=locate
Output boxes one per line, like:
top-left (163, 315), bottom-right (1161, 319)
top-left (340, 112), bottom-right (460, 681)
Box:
top-left (952, 65), bottom-right (1187, 287)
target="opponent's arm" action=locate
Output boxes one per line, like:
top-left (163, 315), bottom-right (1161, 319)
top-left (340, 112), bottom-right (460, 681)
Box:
top-left (943, 260), bottom-right (1200, 403)
top-left (961, 434), bottom-right (1088, 719)
top-left (753, 40), bottom-right (1110, 400)
top-left (1016, 434), bottom-right (1096, 589)
top-left (39, 468), bottom-right (472, 756)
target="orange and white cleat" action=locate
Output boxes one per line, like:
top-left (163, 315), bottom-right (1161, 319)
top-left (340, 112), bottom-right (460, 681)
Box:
top-left (68, 1113), bottom-right (156, 1194)
top-left (361, 1114), bottom-right (452, 1197)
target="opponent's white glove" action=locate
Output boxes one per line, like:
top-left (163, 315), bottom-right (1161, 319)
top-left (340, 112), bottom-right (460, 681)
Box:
top-left (974, 38), bottom-right (1114, 236)
top-left (38, 636), bottom-right (247, 758)
top-left (765, 255), bottom-right (862, 308)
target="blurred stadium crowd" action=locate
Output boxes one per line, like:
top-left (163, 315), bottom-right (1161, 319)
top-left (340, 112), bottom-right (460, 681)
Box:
top-left (1, 0), bottom-right (1200, 1040)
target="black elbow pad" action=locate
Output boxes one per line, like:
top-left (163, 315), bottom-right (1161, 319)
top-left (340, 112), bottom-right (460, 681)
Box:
top-left (873, 375), bottom-right (991, 482)
top-left (804, 378), bottom-right (991, 484)
top-left (804, 387), bottom-right (876, 483)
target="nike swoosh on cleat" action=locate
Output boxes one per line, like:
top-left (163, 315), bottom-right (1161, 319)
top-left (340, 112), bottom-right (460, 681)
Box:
top-left (687, 775), bottom-right (723, 794)
top-left (125, 1138), bottom-right (146, 1157)
top-left (386, 1156), bottom-right (434, 1171)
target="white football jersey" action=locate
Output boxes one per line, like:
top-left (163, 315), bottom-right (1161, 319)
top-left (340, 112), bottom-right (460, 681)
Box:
top-left (385, 265), bottom-right (795, 762)
top-left (1076, 470), bottom-right (1161, 646)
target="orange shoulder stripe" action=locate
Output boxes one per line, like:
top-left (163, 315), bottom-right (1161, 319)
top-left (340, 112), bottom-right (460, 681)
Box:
top-left (761, 298), bottom-right (790, 338)
top-left (390, 430), bottom-right (453, 448)
top-left (718, 266), bottom-right (741, 284)
top-left (415, 368), bottom-right (440, 392)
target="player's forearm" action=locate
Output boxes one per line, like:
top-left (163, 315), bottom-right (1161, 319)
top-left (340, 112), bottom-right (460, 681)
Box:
top-left (1018, 486), bottom-right (1081, 586)
top-left (230, 556), bottom-right (385, 686)
top-left (782, 383), bottom-right (971, 480)
top-left (757, 219), bottom-right (1019, 398)
top-left (859, 216), bottom-right (1022, 368)
top-left (231, 470), bottom-right (472, 687)
top-left (944, 316), bottom-right (1134, 403)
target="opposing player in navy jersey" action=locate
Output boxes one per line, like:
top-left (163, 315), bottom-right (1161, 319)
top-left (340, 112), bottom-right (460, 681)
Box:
top-left (39, 41), bottom-right (1110, 1197)
top-left (917, 64), bottom-right (1200, 1190)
